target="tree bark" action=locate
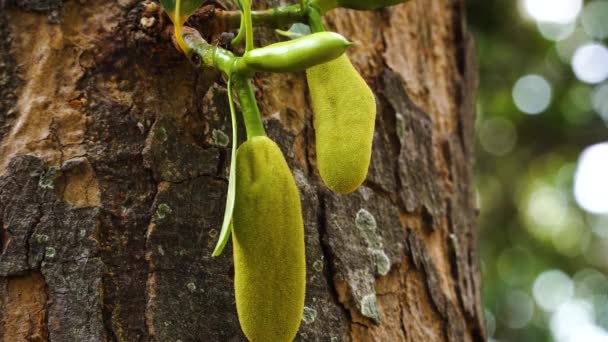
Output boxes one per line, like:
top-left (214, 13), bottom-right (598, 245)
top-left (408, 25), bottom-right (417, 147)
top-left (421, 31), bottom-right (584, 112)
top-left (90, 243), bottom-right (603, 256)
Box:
top-left (0, 0), bottom-right (484, 341)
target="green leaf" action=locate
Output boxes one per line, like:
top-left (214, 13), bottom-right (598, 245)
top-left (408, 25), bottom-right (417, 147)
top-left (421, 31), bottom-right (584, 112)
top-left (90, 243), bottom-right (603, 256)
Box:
top-left (160, 0), bottom-right (205, 24)
top-left (212, 77), bottom-right (238, 257)
top-left (275, 23), bottom-right (311, 40)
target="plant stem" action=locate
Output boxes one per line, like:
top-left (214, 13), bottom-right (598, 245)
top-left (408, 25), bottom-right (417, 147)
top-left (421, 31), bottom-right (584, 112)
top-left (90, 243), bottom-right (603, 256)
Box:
top-left (191, 43), bottom-right (237, 75)
top-left (210, 5), bottom-right (308, 30)
top-left (233, 76), bottom-right (266, 139)
top-left (189, 42), bottom-right (264, 138)
top-left (231, 14), bottom-right (246, 46)
top-left (242, 0), bottom-right (254, 51)
top-left (307, 6), bottom-right (325, 33)
top-left (174, 0), bottom-right (191, 54)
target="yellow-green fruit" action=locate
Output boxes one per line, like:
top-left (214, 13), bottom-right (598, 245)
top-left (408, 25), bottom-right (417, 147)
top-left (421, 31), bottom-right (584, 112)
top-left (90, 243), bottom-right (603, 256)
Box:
top-left (306, 54), bottom-right (376, 194)
top-left (232, 136), bottom-right (306, 342)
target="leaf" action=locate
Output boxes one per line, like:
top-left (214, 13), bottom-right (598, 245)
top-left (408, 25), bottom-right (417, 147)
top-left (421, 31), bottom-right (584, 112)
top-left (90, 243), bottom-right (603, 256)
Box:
top-left (160, 0), bottom-right (205, 24)
top-left (275, 23), bottom-right (311, 40)
top-left (212, 77), bottom-right (238, 257)
top-left (289, 23), bottom-right (312, 36)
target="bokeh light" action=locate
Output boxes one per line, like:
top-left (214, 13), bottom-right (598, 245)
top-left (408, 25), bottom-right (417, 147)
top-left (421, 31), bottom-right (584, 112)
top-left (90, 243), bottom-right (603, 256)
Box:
top-left (571, 43), bottom-right (608, 84)
top-left (590, 214), bottom-right (608, 238)
top-left (581, 1), bottom-right (608, 39)
top-left (533, 270), bottom-right (574, 312)
top-left (562, 84), bottom-right (595, 124)
top-left (479, 118), bottom-right (517, 156)
top-left (574, 143), bottom-right (608, 214)
top-left (591, 83), bottom-right (608, 123)
top-left (550, 299), bottom-right (608, 342)
top-left (469, 0), bottom-right (608, 340)
top-left (503, 290), bottom-right (535, 329)
top-left (485, 308), bottom-right (496, 337)
top-left (523, 0), bottom-right (582, 23)
top-left (584, 237), bottom-right (608, 269)
top-left (512, 74), bottom-right (552, 114)
top-left (524, 185), bottom-right (567, 240)
top-left (550, 208), bottom-right (588, 258)
top-left (497, 247), bottom-right (535, 286)
top-left (556, 27), bottom-right (593, 63)
top-left (537, 21), bottom-right (576, 41)
top-left (574, 269), bottom-right (608, 300)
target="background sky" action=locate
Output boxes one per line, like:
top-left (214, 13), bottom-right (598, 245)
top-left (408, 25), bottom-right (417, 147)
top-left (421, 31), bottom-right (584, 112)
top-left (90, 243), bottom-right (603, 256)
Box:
top-left (467, 0), bottom-right (608, 341)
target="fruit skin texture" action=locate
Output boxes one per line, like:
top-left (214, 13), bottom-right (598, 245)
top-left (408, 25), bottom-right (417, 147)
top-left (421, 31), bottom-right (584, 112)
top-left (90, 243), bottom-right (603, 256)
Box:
top-left (232, 136), bottom-right (306, 342)
top-left (306, 54), bottom-right (376, 194)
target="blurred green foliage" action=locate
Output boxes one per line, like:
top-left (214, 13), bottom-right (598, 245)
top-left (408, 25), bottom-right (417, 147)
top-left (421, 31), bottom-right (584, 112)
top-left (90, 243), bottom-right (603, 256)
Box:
top-left (467, 0), bottom-right (608, 341)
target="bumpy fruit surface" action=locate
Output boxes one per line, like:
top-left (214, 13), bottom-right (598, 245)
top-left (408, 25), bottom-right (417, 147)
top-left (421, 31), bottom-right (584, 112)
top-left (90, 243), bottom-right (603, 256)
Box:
top-left (232, 136), bottom-right (306, 342)
top-left (307, 54), bottom-right (376, 194)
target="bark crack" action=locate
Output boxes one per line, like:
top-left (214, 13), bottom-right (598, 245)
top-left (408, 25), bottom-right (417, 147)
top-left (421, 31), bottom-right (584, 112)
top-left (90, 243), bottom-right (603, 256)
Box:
top-left (315, 190), bottom-right (352, 333)
top-left (25, 202), bottom-right (44, 270)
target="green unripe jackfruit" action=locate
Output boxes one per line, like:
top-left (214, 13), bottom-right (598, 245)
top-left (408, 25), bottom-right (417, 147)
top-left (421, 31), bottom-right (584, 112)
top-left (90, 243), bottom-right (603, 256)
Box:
top-left (232, 136), bottom-right (306, 342)
top-left (306, 54), bottom-right (376, 194)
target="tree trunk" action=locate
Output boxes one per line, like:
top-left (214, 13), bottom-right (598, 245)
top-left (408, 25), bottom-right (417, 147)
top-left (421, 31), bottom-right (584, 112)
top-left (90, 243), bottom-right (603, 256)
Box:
top-left (0, 0), bottom-right (484, 341)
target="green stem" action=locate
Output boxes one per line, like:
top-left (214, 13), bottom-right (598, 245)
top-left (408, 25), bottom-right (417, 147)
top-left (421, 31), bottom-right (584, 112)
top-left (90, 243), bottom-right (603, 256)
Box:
top-left (174, 0), bottom-right (191, 54)
top-left (243, 0), bottom-right (254, 52)
top-left (233, 76), bottom-right (265, 139)
top-left (307, 6), bottom-right (326, 32)
top-left (211, 5), bottom-right (307, 30)
top-left (191, 43), bottom-right (238, 75)
top-left (231, 14), bottom-right (246, 46)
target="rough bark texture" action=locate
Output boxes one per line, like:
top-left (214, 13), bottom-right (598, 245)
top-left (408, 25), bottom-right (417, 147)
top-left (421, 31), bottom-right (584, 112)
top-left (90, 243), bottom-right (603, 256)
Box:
top-left (0, 0), bottom-right (483, 341)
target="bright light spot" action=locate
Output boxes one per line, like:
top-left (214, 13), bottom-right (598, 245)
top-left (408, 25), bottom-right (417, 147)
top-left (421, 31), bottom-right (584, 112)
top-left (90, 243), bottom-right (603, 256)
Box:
top-left (572, 43), bottom-right (608, 84)
top-left (504, 290), bottom-right (535, 329)
top-left (550, 299), bottom-right (608, 342)
top-left (513, 75), bottom-right (552, 114)
top-left (537, 21), bottom-right (576, 41)
top-left (524, 0), bottom-right (582, 23)
top-left (592, 83), bottom-right (608, 123)
top-left (574, 143), bottom-right (608, 214)
top-left (581, 1), bottom-right (608, 39)
top-left (479, 118), bottom-right (517, 156)
top-left (533, 270), bottom-right (574, 312)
